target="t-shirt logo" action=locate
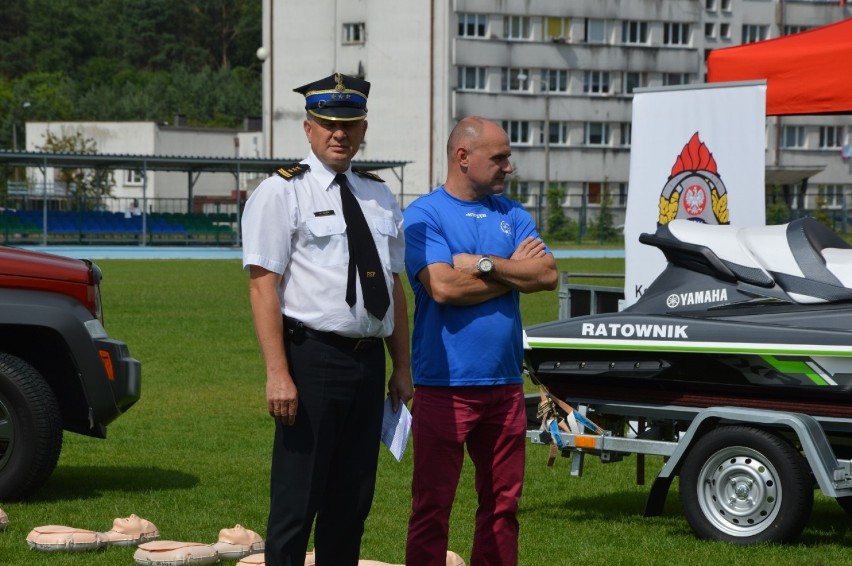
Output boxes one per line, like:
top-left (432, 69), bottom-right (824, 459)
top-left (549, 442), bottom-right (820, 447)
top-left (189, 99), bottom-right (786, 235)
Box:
top-left (500, 220), bottom-right (512, 236)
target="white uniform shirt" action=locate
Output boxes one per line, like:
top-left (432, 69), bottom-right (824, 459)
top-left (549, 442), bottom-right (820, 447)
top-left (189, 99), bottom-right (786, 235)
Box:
top-left (242, 150), bottom-right (405, 338)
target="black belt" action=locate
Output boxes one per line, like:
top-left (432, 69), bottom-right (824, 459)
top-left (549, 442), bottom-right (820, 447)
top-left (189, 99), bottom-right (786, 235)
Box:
top-left (284, 317), bottom-right (381, 352)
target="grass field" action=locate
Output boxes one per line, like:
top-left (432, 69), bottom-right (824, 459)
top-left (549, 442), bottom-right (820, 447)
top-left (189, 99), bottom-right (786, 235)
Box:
top-left (1, 257), bottom-right (851, 565)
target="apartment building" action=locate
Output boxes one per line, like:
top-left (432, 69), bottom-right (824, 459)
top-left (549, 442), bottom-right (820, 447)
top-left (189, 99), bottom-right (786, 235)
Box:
top-left (261, 0), bottom-right (852, 227)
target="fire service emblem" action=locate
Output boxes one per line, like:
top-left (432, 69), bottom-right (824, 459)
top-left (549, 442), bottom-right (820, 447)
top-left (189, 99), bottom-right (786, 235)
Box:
top-left (658, 132), bottom-right (729, 226)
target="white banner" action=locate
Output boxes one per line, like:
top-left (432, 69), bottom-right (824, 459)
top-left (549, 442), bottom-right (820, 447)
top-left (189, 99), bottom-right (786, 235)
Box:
top-left (624, 82), bottom-right (767, 307)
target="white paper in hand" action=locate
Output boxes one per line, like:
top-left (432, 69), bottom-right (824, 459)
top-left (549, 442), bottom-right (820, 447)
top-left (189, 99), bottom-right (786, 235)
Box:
top-left (381, 396), bottom-right (411, 462)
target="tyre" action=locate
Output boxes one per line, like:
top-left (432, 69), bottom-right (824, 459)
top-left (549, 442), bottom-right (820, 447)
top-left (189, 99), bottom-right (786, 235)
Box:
top-left (0, 352), bottom-right (63, 501)
top-left (679, 425), bottom-right (813, 544)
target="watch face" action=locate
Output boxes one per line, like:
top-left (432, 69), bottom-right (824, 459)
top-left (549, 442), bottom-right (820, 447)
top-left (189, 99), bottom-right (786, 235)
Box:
top-left (478, 256), bottom-right (494, 273)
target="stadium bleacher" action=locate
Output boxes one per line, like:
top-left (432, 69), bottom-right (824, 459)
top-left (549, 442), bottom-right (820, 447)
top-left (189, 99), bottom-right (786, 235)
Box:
top-left (0, 209), bottom-right (236, 245)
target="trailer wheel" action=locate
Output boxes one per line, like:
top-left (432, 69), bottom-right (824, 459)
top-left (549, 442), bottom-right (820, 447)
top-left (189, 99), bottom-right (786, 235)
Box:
top-left (679, 425), bottom-right (812, 544)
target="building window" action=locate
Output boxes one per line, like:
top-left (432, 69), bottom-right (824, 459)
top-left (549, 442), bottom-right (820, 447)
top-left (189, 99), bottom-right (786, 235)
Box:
top-left (721, 0), bottom-right (732, 12)
top-left (663, 73), bottom-right (691, 86)
top-left (742, 25), bottom-right (769, 44)
top-left (501, 68), bottom-right (531, 92)
top-left (664, 22), bottom-right (691, 46)
top-left (586, 182), bottom-right (603, 205)
top-left (820, 185), bottom-right (845, 208)
top-left (720, 23), bottom-right (731, 39)
top-left (621, 21), bottom-right (648, 44)
top-left (705, 23), bottom-right (716, 39)
top-left (502, 120), bottom-right (531, 145)
top-left (615, 182), bottom-right (628, 206)
top-left (620, 122), bottom-right (632, 146)
top-left (541, 121), bottom-right (568, 145)
top-left (458, 13), bottom-right (487, 38)
top-left (125, 170), bottom-right (143, 185)
top-left (457, 67), bottom-right (487, 91)
top-left (705, 0), bottom-right (717, 11)
top-left (584, 70), bottom-right (611, 94)
top-left (623, 71), bottom-right (646, 94)
top-left (544, 16), bottom-right (570, 41)
top-left (342, 22), bottom-right (366, 44)
top-left (541, 69), bottom-right (568, 93)
top-left (585, 19), bottom-right (607, 44)
top-left (819, 126), bottom-right (845, 149)
top-left (784, 25), bottom-right (810, 36)
top-left (781, 125), bottom-right (805, 149)
top-left (585, 122), bottom-right (610, 146)
top-left (504, 15), bottom-right (531, 40)
top-left (507, 179), bottom-right (531, 199)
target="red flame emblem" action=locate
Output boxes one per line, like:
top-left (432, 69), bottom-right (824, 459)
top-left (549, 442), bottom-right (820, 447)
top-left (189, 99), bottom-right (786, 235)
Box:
top-left (671, 132), bottom-right (717, 177)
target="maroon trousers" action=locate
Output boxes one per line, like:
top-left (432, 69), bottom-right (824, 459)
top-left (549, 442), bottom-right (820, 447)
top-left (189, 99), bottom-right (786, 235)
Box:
top-left (406, 384), bottom-right (526, 566)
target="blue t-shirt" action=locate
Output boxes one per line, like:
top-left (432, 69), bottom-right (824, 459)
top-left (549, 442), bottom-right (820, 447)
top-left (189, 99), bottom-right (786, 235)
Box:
top-left (404, 187), bottom-right (547, 387)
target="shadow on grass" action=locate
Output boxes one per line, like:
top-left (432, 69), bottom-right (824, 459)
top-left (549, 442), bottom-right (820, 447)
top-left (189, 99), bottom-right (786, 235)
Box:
top-left (31, 465), bottom-right (199, 501)
top-left (521, 489), bottom-right (654, 520)
top-left (526, 488), bottom-right (852, 547)
top-left (796, 499), bottom-right (852, 546)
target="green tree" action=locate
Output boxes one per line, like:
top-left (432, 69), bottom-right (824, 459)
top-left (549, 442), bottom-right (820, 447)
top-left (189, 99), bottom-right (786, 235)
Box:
top-left (595, 184), bottom-right (618, 242)
top-left (0, 0), bottom-right (29, 78)
top-left (766, 185), bottom-right (791, 225)
top-left (502, 171), bottom-right (525, 203)
top-left (544, 184), bottom-right (575, 241)
top-left (27, 0), bottom-right (103, 76)
top-left (192, 0), bottom-right (264, 70)
top-left (118, 0), bottom-right (212, 71)
top-left (36, 131), bottom-right (115, 208)
top-left (0, 0), bottom-right (263, 147)
top-left (813, 186), bottom-right (832, 229)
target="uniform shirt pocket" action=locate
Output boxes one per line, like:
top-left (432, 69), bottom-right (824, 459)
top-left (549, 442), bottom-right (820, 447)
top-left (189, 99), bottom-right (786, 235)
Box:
top-left (304, 216), bottom-right (347, 267)
top-left (368, 215), bottom-right (398, 266)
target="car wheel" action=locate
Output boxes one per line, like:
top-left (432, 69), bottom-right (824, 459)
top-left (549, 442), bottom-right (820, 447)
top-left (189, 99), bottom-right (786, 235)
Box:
top-left (0, 352), bottom-right (63, 500)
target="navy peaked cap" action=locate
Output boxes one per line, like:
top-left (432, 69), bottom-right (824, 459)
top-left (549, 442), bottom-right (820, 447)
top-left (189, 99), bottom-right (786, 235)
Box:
top-left (294, 73), bottom-right (370, 121)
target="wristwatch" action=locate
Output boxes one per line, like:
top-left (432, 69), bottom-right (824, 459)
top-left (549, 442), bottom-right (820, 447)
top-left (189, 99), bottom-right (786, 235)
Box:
top-left (476, 255), bottom-right (494, 274)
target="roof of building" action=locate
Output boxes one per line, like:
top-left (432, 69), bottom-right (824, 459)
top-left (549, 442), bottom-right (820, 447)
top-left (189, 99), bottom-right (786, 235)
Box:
top-left (0, 150), bottom-right (407, 174)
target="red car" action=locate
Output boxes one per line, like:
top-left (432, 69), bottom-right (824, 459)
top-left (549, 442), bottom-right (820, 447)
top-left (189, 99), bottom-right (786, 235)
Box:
top-left (0, 246), bottom-right (140, 500)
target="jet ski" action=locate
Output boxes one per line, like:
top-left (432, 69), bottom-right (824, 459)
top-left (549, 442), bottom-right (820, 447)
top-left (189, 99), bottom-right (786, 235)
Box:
top-left (524, 217), bottom-right (852, 419)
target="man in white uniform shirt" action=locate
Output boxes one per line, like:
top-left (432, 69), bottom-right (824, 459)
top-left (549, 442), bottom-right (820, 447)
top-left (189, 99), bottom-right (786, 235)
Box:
top-left (242, 73), bottom-right (412, 566)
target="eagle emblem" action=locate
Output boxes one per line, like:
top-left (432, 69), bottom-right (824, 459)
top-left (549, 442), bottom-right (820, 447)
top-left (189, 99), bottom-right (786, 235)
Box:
top-left (658, 132), bottom-right (729, 226)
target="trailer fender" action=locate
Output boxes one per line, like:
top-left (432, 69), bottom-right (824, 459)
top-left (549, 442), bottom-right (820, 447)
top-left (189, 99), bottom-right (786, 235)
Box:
top-left (643, 406), bottom-right (852, 517)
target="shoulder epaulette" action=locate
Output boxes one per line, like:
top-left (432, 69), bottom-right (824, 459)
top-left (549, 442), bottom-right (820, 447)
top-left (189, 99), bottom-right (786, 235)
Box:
top-left (353, 168), bottom-right (384, 183)
top-left (275, 163), bottom-right (310, 180)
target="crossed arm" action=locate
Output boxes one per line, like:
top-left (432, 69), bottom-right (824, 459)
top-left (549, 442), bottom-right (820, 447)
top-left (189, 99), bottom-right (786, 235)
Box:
top-left (416, 236), bottom-right (558, 306)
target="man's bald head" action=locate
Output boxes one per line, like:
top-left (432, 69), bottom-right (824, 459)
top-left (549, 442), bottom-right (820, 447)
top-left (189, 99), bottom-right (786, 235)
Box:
top-left (447, 116), bottom-right (493, 160)
top-left (443, 116), bottom-right (513, 200)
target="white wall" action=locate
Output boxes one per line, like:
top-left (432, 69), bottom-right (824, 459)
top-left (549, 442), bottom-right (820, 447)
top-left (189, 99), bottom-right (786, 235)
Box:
top-left (24, 121), bottom-right (252, 204)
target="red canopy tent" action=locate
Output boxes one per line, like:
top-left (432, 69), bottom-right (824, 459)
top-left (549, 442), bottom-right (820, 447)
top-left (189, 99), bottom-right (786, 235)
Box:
top-left (707, 18), bottom-right (852, 116)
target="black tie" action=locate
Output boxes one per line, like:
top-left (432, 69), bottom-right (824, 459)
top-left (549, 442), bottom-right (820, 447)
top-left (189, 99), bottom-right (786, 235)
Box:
top-left (336, 173), bottom-right (390, 320)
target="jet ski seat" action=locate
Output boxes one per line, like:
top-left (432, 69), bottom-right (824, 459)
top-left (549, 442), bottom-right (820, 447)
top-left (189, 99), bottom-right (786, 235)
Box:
top-left (660, 218), bottom-right (852, 304)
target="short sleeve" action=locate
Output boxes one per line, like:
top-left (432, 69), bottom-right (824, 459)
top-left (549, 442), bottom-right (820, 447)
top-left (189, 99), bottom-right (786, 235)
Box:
top-left (241, 176), bottom-right (293, 274)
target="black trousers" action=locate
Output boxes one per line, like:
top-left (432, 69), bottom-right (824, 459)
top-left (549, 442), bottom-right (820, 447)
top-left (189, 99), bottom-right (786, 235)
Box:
top-left (264, 333), bottom-right (385, 566)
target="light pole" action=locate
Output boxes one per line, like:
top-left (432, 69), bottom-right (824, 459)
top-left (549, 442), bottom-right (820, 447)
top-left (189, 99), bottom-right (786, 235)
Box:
top-left (543, 84), bottom-right (550, 231)
top-left (256, 46), bottom-right (271, 158)
top-left (518, 73), bottom-right (550, 229)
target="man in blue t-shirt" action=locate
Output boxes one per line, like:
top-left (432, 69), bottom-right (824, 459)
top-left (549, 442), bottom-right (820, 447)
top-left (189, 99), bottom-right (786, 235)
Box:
top-left (404, 116), bottom-right (558, 566)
